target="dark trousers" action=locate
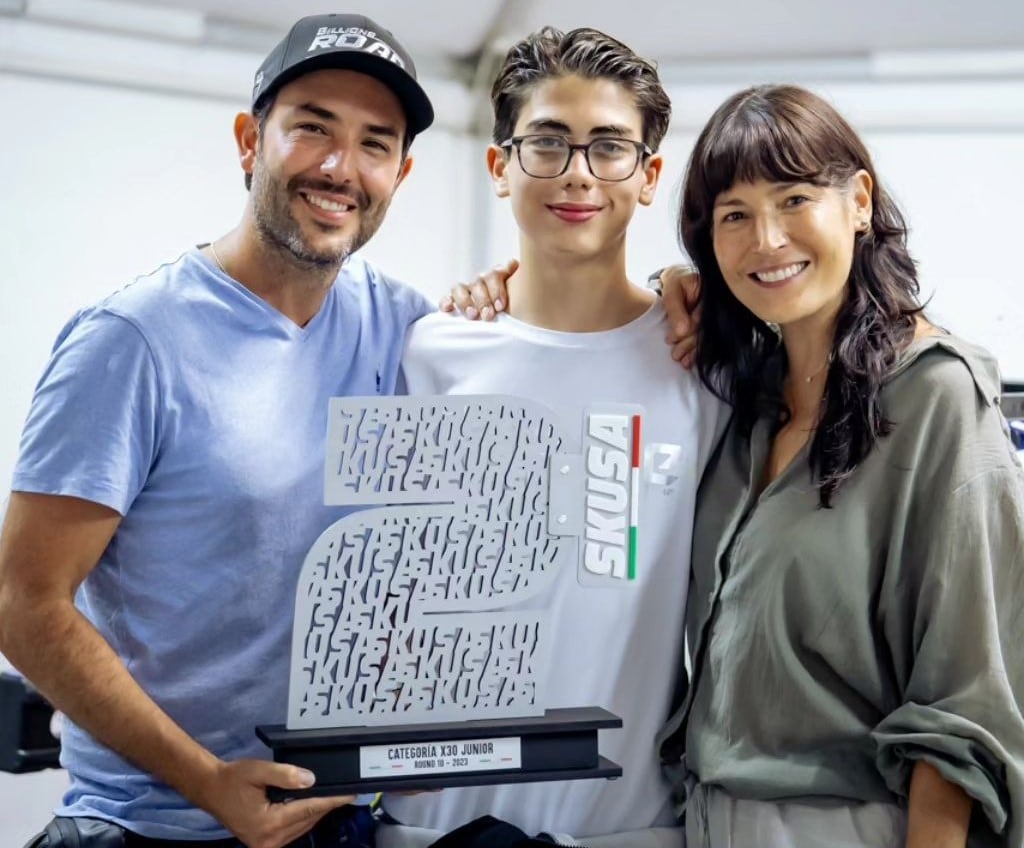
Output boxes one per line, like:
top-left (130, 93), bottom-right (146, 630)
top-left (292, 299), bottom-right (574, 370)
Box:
top-left (22, 817), bottom-right (231, 848)
top-left (425, 816), bottom-right (570, 848)
top-left (24, 807), bottom-right (375, 848)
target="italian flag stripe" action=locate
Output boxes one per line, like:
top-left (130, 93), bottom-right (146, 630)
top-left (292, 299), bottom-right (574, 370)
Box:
top-left (629, 415), bottom-right (641, 580)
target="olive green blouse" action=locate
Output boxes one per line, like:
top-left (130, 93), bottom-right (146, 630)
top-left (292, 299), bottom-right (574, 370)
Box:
top-left (659, 335), bottom-right (1024, 847)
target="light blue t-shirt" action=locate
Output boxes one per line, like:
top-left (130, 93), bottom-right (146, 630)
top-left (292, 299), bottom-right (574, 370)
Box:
top-left (12, 250), bottom-right (431, 839)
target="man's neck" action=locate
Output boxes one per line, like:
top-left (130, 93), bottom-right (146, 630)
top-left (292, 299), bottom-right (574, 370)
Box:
top-left (208, 222), bottom-right (340, 328)
top-left (506, 244), bottom-right (654, 333)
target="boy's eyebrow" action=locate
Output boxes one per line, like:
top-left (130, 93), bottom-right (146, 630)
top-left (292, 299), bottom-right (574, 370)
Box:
top-left (588, 124), bottom-right (634, 138)
top-left (524, 118), bottom-right (573, 134)
top-left (294, 103), bottom-right (400, 139)
top-left (523, 118), bottom-right (638, 139)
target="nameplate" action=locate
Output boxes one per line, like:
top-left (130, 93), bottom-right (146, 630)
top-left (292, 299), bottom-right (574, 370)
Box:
top-left (359, 736), bottom-right (522, 778)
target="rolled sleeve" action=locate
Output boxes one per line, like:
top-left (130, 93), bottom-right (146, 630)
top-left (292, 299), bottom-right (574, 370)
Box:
top-left (874, 467), bottom-right (1024, 841)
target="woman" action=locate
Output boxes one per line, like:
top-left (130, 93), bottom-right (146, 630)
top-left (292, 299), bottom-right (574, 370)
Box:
top-left (656, 85), bottom-right (1024, 847)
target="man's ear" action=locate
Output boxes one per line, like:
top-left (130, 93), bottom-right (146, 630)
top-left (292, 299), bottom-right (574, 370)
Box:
top-left (394, 155), bottom-right (414, 189)
top-left (638, 153), bottom-right (664, 207)
top-left (487, 145), bottom-right (510, 198)
top-left (234, 112), bottom-right (259, 181)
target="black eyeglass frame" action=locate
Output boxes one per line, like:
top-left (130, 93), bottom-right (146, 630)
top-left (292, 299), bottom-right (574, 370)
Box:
top-left (499, 134), bottom-right (654, 182)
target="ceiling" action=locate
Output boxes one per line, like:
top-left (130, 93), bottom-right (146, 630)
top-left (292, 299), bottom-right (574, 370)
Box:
top-left (112, 0), bottom-right (1024, 70)
top-left (3, 0), bottom-right (1021, 129)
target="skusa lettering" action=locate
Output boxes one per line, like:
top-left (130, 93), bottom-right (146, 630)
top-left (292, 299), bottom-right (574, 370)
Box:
top-left (584, 539), bottom-right (625, 577)
top-left (586, 444), bottom-right (628, 482)
top-left (581, 410), bottom-right (641, 583)
top-left (588, 415), bottom-right (629, 453)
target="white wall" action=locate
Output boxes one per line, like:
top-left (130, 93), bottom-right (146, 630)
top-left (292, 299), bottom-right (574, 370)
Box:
top-left (1, 61), bottom-right (1023, 845)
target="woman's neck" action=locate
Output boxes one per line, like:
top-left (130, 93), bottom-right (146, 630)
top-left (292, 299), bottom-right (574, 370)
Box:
top-left (779, 319), bottom-right (836, 422)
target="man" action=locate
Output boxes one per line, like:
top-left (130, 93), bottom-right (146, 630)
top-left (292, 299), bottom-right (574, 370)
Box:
top-left (0, 13), bottom-right (434, 847)
top-left (382, 27), bottom-right (722, 848)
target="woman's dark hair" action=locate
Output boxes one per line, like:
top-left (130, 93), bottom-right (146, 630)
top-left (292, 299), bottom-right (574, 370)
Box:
top-left (681, 84), bottom-right (923, 507)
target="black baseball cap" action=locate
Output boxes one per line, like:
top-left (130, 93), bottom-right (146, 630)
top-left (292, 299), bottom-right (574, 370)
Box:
top-left (251, 14), bottom-right (435, 137)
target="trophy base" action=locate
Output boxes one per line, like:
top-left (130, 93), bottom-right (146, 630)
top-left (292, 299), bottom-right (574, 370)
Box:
top-left (256, 706), bottom-right (622, 800)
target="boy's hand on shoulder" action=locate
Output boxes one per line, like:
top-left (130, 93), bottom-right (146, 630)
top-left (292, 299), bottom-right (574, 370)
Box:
top-left (659, 265), bottom-right (702, 368)
top-left (440, 259), bottom-right (518, 321)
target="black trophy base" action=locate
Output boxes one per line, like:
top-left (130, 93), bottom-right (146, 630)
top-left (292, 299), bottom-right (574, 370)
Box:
top-left (256, 706), bottom-right (622, 800)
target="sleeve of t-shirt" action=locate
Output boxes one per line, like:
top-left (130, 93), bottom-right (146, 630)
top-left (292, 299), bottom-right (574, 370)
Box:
top-left (12, 308), bottom-right (162, 516)
top-left (395, 280), bottom-right (433, 326)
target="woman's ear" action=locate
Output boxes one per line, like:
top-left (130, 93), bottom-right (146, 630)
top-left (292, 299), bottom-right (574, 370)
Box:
top-left (851, 169), bottom-right (874, 228)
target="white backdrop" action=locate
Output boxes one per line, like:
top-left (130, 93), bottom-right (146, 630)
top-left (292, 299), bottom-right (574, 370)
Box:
top-left (1, 62), bottom-right (1023, 843)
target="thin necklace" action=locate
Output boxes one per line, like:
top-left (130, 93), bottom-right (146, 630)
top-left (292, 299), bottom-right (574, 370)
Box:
top-left (801, 351), bottom-right (835, 383)
top-left (209, 240), bottom-right (228, 275)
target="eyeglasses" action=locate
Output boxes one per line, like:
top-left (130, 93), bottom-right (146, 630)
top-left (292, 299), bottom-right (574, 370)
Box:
top-left (499, 134), bottom-right (653, 182)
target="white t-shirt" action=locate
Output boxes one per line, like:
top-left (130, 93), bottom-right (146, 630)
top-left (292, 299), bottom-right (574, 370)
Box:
top-left (384, 302), bottom-right (723, 842)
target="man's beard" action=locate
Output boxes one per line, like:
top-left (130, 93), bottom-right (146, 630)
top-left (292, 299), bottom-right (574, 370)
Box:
top-left (249, 166), bottom-right (390, 270)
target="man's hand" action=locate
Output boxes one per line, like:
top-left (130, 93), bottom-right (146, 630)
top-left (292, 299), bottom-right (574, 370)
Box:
top-left (0, 493), bottom-right (352, 848)
top-left (199, 759), bottom-right (355, 848)
top-left (440, 259), bottom-right (518, 320)
top-left (659, 265), bottom-right (702, 368)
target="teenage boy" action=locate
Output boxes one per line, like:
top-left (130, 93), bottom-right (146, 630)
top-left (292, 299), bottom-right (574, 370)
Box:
top-left (382, 27), bottom-right (722, 848)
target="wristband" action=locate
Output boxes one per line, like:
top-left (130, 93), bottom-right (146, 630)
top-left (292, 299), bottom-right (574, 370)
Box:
top-left (646, 268), bottom-right (666, 295)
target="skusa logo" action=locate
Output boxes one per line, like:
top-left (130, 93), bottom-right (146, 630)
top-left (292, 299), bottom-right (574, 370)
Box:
top-left (644, 443), bottom-right (683, 488)
top-left (581, 408), bottom-right (641, 586)
top-left (308, 27), bottom-right (407, 68)
top-left (252, 70), bottom-right (265, 98)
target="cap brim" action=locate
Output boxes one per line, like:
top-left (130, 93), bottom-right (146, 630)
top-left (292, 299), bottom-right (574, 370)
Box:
top-left (254, 51), bottom-right (434, 137)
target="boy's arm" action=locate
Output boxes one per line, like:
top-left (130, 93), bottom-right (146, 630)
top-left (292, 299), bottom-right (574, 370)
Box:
top-left (0, 492), bottom-right (353, 848)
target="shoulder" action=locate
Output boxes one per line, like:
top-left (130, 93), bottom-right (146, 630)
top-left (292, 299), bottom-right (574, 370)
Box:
top-left (886, 333), bottom-right (1002, 416)
top-left (408, 310), bottom-right (519, 344)
top-left (70, 250), bottom-right (212, 343)
top-left (49, 253), bottom-right (205, 356)
top-left (341, 255), bottom-right (433, 322)
top-left (884, 333), bottom-right (1017, 482)
top-left (404, 311), bottom-right (512, 363)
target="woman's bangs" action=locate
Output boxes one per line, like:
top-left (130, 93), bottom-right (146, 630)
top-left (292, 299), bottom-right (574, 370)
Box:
top-left (703, 110), bottom-right (829, 199)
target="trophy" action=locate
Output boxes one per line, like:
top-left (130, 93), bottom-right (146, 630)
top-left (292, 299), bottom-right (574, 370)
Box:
top-left (256, 396), bottom-right (643, 797)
